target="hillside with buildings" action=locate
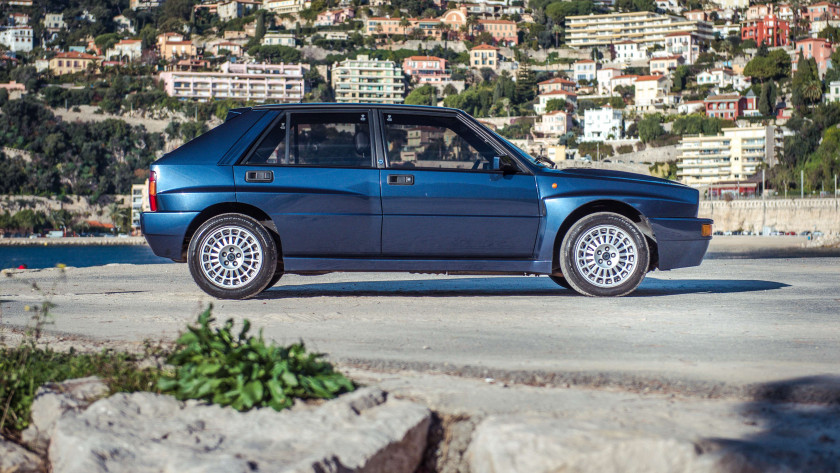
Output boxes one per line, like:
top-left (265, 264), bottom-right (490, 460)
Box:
top-left (0, 0), bottom-right (839, 235)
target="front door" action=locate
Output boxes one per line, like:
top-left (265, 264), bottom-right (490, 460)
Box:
top-left (378, 110), bottom-right (541, 258)
top-left (234, 110), bottom-right (382, 257)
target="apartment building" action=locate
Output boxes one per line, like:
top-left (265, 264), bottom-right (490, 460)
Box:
top-left (262, 32), bottom-right (296, 47)
top-left (565, 11), bottom-right (713, 49)
top-left (365, 17), bottom-right (443, 40)
top-left (537, 76), bottom-right (575, 94)
top-left (649, 55), bottom-right (683, 75)
top-left (596, 67), bottom-right (621, 94)
top-left (704, 92), bottom-right (759, 119)
top-left (218, 0), bottom-right (262, 21)
top-left (741, 15), bottom-right (789, 47)
top-left (534, 110), bottom-right (573, 137)
top-left (332, 55), bottom-right (405, 104)
top-left (634, 75), bottom-right (671, 110)
top-left (573, 59), bottom-right (599, 82)
top-left (613, 40), bottom-right (647, 63)
top-left (130, 0), bottom-right (164, 10)
top-left (158, 62), bottom-right (306, 103)
top-left (664, 31), bottom-right (701, 64)
top-left (583, 107), bottom-right (623, 141)
top-left (263, 0), bottom-right (311, 14)
top-left (403, 56), bottom-right (450, 84)
top-left (804, 1), bottom-right (840, 21)
top-left (677, 126), bottom-right (778, 185)
top-left (469, 44), bottom-right (499, 70)
top-left (49, 51), bottom-right (101, 75)
top-left (0, 26), bottom-right (32, 52)
top-left (476, 19), bottom-right (518, 46)
top-left (43, 13), bottom-right (65, 31)
top-left (792, 38), bottom-right (836, 76)
top-left (131, 181), bottom-right (149, 231)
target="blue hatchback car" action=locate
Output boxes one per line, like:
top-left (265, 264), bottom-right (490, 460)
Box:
top-left (141, 104), bottom-right (712, 299)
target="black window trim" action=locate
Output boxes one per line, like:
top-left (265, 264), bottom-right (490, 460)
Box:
top-left (237, 108), bottom-right (378, 169)
top-left (377, 109), bottom-right (532, 175)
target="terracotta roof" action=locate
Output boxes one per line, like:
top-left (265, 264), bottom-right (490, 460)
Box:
top-left (538, 77), bottom-right (574, 85)
top-left (405, 55), bottom-right (445, 61)
top-left (471, 44), bottom-right (499, 50)
top-left (635, 75), bottom-right (666, 81)
top-left (704, 94), bottom-right (742, 101)
top-left (53, 51), bottom-right (100, 60)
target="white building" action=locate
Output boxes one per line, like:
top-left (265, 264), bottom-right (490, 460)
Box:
top-left (573, 59), bottom-right (599, 83)
top-left (677, 126), bottom-right (778, 185)
top-left (43, 13), bottom-right (65, 31)
top-left (113, 15), bottom-right (136, 34)
top-left (608, 74), bottom-right (638, 94)
top-left (262, 32), bottom-right (296, 47)
top-left (614, 41), bottom-right (647, 63)
top-left (218, 0), bottom-right (261, 20)
top-left (263, 0), bottom-right (311, 14)
top-left (566, 11), bottom-right (714, 49)
top-left (535, 110), bottom-right (573, 137)
top-left (158, 62), bottom-right (307, 103)
top-left (826, 81), bottom-right (840, 103)
top-left (0, 26), bottom-right (32, 53)
top-left (106, 39), bottom-right (143, 61)
top-left (332, 55), bottom-right (405, 104)
top-left (596, 67), bottom-right (621, 94)
top-left (665, 31), bottom-right (701, 64)
top-left (707, 0), bottom-right (747, 8)
top-left (697, 68), bottom-right (734, 87)
top-left (634, 75), bottom-right (671, 110)
top-left (583, 107), bottom-right (624, 141)
top-left (534, 89), bottom-right (578, 114)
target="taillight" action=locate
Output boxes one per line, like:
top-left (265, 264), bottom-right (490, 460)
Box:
top-left (149, 171), bottom-right (158, 212)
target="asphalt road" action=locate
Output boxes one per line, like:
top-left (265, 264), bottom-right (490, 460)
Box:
top-left (2, 256), bottom-right (839, 399)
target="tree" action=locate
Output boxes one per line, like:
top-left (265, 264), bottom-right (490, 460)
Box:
top-left (818, 24), bottom-right (840, 42)
top-left (544, 98), bottom-right (567, 113)
top-left (405, 84), bottom-right (436, 105)
top-left (254, 10), bottom-right (267, 44)
top-left (758, 81), bottom-right (772, 116)
top-left (638, 114), bottom-right (665, 143)
top-left (742, 49), bottom-right (791, 81)
top-left (671, 65), bottom-right (690, 92)
top-left (514, 65), bottom-right (536, 104)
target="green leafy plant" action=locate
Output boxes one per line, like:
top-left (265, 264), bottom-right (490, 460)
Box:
top-left (158, 306), bottom-right (354, 411)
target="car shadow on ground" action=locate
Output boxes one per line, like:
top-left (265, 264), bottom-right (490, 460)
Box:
top-left (257, 277), bottom-right (789, 299)
top-left (699, 376), bottom-right (840, 471)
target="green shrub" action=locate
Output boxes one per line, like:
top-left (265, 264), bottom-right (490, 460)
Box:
top-left (158, 306), bottom-right (354, 411)
top-left (0, 346), bottom-right (162, 434)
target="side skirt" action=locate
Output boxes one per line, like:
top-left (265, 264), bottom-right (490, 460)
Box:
top-left (283, 257), bottom-right (553, 275)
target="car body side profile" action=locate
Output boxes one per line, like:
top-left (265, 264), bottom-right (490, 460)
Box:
top-left (141, 104), bottom-right (712, 299)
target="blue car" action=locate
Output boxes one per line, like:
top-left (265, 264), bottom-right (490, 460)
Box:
top-left (141, 104), bottom-right (712, 299)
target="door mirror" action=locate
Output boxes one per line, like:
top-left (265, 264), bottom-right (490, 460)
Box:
top-left (493, 155), bottom-right (518, 175)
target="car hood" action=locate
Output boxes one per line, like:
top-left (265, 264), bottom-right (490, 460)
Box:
top-left (541, 167), bottom-right (686, 188)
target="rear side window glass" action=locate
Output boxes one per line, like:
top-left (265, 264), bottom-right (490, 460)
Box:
top-left (288, 112), bottom-right (373, 168)
top-left (246, 115), bottom-right (286, 165)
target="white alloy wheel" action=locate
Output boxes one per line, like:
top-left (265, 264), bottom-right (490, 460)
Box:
top-left (573, 224), bottom-right (638, 288)
top-left (199, 225), bottom-right (264, 289)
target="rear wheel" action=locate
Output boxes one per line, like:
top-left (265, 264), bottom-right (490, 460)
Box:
top-left (187, 214), bottom-right (278, 299)
top-left (559, 212), bottom-right (649, 297)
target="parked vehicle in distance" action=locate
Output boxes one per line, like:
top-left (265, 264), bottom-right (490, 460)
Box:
top-left (141, 104), bottom-right (713, 299)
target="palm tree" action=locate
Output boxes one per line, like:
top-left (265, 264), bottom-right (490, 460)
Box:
top-left (551, 24), bottom-right (562, 48)
top-left (802, 80), bottom-right (823, 104)
top-left (399, 16), bottom-right (411, 36)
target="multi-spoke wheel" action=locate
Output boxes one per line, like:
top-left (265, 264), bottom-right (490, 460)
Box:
top-left (187, 214), bottom-right (278, 299)
top-left (559, 212), bottom-right (649, 297)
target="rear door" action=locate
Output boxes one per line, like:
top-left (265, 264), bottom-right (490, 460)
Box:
top-left (378, 110), bottom-right (541, 258)
top-left (234, 109), bottom-right (382, 256)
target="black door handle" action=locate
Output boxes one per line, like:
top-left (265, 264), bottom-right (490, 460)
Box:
top-left (245, 170), bottom-right (273, 183)
top-left (387, 174), bottom-right (414, 185)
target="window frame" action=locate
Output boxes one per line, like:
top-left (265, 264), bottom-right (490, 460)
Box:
top-left (239, 108), bottom-right (378, 169)
top-left (376, 109), bottom-right (528, 174)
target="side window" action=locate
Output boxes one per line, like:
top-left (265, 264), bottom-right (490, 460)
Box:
top-left (246, 115), bottom-right (286, 165)
top-left (383, 113), bottom-right (499, 171)
top-left (289, 112), bottom-right (372, 167)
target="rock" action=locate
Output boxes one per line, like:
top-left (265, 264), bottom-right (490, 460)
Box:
top-left (0, 436), bottom-right (43, 473)
top-left (49, 387), bottom-right (430, 473)
top-left (21, 376), bottom-right (109, 454)
top-left (467, 412), bottom-right (840, 473)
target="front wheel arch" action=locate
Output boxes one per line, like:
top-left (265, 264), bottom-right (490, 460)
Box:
top-left (552, 200), bottom-right (658, 273)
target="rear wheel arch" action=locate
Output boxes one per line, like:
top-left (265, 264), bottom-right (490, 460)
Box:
top-left (552, 200), bottom-right (658, 272)
top-left (181, 203), bottom-right (282, 265)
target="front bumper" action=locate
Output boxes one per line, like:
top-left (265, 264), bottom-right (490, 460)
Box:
top-left (649, 217), bottom-right (713, 270)
top-left (140, 211), bottom-right (199, 262)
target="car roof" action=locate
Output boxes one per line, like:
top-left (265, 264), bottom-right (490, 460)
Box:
top-left (250, 103), bottom-right (461, 113)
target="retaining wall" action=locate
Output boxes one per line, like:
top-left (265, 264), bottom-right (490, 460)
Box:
top-left (699, 199), bottom-right (840, 233)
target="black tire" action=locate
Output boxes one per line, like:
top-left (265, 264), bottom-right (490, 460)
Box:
top-left (187, 213), bottom-right (278, 300)
top-left (266, 271), bottom-right (284, 289)
top-left (548, 275), bottom-right (571, 289)
top-left (559, 212), bottom-right (649, 297)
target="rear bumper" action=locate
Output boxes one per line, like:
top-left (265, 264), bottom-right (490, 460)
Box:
top-left (649, 217), bottom-right (713, 270)
top-left (140, 212), bottom-right (199, 262)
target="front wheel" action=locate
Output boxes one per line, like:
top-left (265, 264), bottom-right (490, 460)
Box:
top-left (188, 214), bottom-right (278, 300)
top-left (559, 212), bottom-right (650, 297)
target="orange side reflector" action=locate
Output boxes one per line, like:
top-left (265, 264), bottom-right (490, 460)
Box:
top-left (701, 224), bottom-right (712, 237)
top-left (552, 183), bottom-right (557, 189)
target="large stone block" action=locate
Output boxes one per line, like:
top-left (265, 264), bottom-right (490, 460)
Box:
top-left (49, 387), bottom-right (430, 473)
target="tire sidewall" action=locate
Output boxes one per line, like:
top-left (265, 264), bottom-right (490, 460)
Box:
top-left (559, 212), bottom-right (649, 297)
top-left (188, 214), bottom-right (278, 300)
